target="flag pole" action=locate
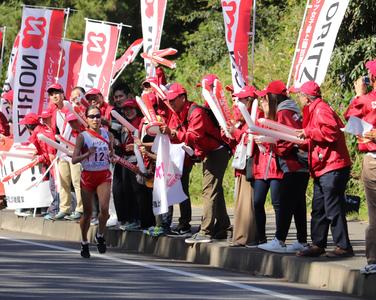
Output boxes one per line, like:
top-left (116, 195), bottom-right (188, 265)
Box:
top-left (250, 0), bottom-right (257, 83)
top-left (0, 26), bottom-right (6, 74)
top-left (286, 0), bottom-right (311, 88)
top-left (85, 18), bottom-right (132, 28)
top-left (55, 7), bottom-right (70, 83)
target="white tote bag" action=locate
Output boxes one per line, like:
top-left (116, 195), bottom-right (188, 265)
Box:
top-left (231, 133), bottom-right (247, 170)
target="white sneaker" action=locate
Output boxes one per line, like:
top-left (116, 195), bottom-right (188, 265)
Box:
top-left (360, 264), bottom-right (376, 275)
top-left (258, 237), bottom-right (286, 253)
top-left (286, 241), bottom-right (309, 253)
top-left (106, 216), bottom-right (118, 227)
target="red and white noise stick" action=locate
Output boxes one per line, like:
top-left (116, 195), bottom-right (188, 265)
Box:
top-left (37, 134), bottom-right (73, 156)
top-left (55, 135), bottom-right (75, 150)
top-left (152, 48), bottom-right (178, 57)
top-left (141, 52), bottom-right (176, 69)
top-left (110, 110), bottom-right (137, 132)
top-left (113, 154), bottom-right (141, 175)
top-left (202, 79), bottom-right (232, 138)
top-left (24, 156), bottom-right (59, 191)
top-left (257, 118), bottom-right (299, 137)
top-left (0, 151), bottom-right (34, 159)
top-left (136, 96), bottom-right (152, 121)
top-left (213, 79), bottom-right (232, 122)
top-left (64, 102), bottom-right (88, 127)
top-left (248, 125), bottom-right (304, 144)
top-left (1, 156), bottom-right (43, 183)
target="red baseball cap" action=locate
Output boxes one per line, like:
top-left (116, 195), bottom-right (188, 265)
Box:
top-left (47, 83), bottom-right (64, 93)
top-left (197, 74), bottom-right (218, 87)
top-left (142, 77), bottom-right (159, 87)
top-left (39, 108), bottom-right (53, 119)
top-left (85, 88), bottom-right (102, 98)
top-left (262, 80), bottom-right (287, 96)
top-left (289, 81), bottom-right (321, 97)
top-left (166, 83), bottom-right (186, 101)
top-left (366, 59), bottom-right (376, 77)
top-left (2, 90), bottom-right (14, 103)
top-left (20, 113), bottom-right (40, 125)
top-left (121, 98), bottom-right (138, 109)
top-left (66, 112), bottom-right (78, 122)
top-left (233, 85), bottom-right (257, 99)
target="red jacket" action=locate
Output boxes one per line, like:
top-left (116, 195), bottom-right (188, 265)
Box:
top-left (174, 102), bottom-right (222, 159)
top-left (28, 124), bottom-right (57, 165)
top-left (302, 98), bottom-right (351, 177)
top-left (0, 112), bottom-right (10, 136)
top-left (344, 90), bottom-right (376, 152)
top-left (252, 111), bottom-right (283, 180)
top-left (274, 100), bottom-right (307, 173)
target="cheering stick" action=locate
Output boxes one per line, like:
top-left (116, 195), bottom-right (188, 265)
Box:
top-left (141, 52), bottom-right (176, 69)
top-left (64, 102), bottom-right (88, 127)
top-left (1, 156), bottom-right (43, 183)
top-left (202, 78), bottom-right (232, 138)
top-left (258, 118), bottom-right (298, 136)
top-left (110, 110), bottom-right (137, 132)
top-left (248, 125), bottom-right (304, 144)
top-left (136, 96), bottom-right (152, 121)
top-left (0, 151), bottom-right (34, 159)
top-left (24, 156), bottom-right (59, 191)
top-left (55, 135), bottom-right (75, 150)
top-left (37, 134), bottom-right (73, 156)
top-left (139, 94), bottom-right (163, 136)
top-left (152, 48), bottom-right (178, 57)
top-left (213, 79), bottom-right (232, 122)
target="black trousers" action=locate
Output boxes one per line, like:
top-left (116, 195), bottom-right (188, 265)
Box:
top-left (277, 172), bottom-right (309, 243)
top-left (311, 167), bottom-right (352, 249)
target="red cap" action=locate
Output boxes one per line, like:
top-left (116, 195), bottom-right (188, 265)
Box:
top-left (66, 112), bottom-right (78, 122)
top-left (255, 89), bottom-right (267, 97)
top-left (39, 108), bottom-right (53, 119)
top-left (121, 98), bottom-right (138, 109)
top-left (289, 81), bottom-right (321, 97)
top-left (47, 83), bottom-right (64, 93)
top-left (2, 90), bottom-right (14, 103)
top-left (20, 113), bottom-right (40, 125)
top-left (197, 74), bottom-right (218, 87)
top-left (233, 85), bottom-right (257, 99)
top-left (85, 88), bottom-right (102, 98)
top-left (366, 60), bottom-right (376, 77)
top-left (166, 83), bottom-right (186, 101)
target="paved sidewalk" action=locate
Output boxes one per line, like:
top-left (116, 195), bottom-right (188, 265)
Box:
top-left (0, 207), bottom-right (374, 299)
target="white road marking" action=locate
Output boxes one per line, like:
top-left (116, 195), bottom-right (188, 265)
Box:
top-left (0, 236), bottom-right (306, 300)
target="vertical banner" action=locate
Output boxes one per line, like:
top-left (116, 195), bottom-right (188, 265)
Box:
top-left (76, 20), bottom-right (121, 100)
top-left (13, 7), bottom-right (64, 143)
top-left (58, 40), bottom-right (83, 99)
top-left (221, 0), bottom-right (252, 93)
top-left (152, 134), bottom-right (187, 215)
top-left (140, 0), bottom-right (167, 77)
top-left (289, 0), bottom-right (350, 88)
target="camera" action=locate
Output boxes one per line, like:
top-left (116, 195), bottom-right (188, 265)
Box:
top-left (363, 75), bottom-right (370, 86)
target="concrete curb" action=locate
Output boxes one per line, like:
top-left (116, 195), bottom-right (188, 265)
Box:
top-left (0, 210), bottom-right (374, 299)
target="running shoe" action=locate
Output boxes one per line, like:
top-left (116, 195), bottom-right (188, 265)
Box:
top-left (258, 237), bottom-right (287, 253)
top-left (95, 234), bottom-right (107, 254)
top-left (360, 264), bottom-right (376, 275)
top-left (80, 243), bottom-right (90, 258)
top-left (185, 233), bottom-right (212, 244)
top-left (167, 226), bottom-right (192, 238)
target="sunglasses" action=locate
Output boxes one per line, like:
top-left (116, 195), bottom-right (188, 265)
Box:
top-left (87, 114), bottom-right (101, 119)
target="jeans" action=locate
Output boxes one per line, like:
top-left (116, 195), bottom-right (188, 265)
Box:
top-left (253, 179), bottom-right (282, 243)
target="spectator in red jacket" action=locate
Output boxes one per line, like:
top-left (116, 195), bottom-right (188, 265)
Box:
top-left (256, 81), bottom-right (309, 253)
top-left (160, 82), bottom-right (231, 243)
top-left (344, 59), bottom-right (376, 274)
top-left (294, 81), bottom-right (353, 258)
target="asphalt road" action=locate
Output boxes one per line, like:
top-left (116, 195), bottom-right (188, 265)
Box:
top-left (0, 229), bottom-right (360, 300)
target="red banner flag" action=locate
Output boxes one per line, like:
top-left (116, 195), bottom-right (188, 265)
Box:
top-left (221, 0), bottom-right (252, 92)
top-left (13, 7), bottom-right (65, 142)
top-left (113, 38), bottom-right (143, 77)
top-left (77, 20), bottom-right (121, 100)
top-left (141, 0), bottom-right (167, 77)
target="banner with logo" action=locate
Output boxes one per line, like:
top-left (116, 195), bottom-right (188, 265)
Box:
top-left (13, 7), bottom-right (64, 143)
top-left (112, 38), bottom-right (143, 83)
top-left (77, 20), bottom-right (121, 100)
top-left (2, 33), bottom-right (20, 93)
top-left (58, 40), bottom-right (83, 99)
top-left (289, 0), bottom-right (350, 87)
top-left (221, 0), bottom-right (252, 93)
top-left (140, 0), bottom-right (167, 77)
top-left (152, 134), bottom-right (187, 215)
top-left (0, 143), bottom-right (53, 209)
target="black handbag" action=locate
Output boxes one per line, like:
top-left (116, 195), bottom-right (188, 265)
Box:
top-left (344, 195), bottom-right (360, 214)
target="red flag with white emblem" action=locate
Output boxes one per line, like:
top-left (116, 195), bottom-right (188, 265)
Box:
top-left (13, 7), bottom-right (65, 142)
